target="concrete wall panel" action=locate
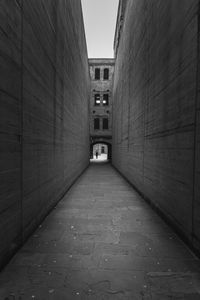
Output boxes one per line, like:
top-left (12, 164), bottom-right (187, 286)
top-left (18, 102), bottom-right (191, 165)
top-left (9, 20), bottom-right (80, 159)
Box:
top-left (0, 0), bottom-right (90, 268)
top-left (194, 13), bottom-right (200, 248)
top-left (0, 0), bottom-right (22, 267)
top-left (113, 0), bottom-right (199, 250)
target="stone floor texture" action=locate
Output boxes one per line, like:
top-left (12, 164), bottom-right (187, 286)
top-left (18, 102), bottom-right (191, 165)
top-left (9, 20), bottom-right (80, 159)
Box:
top-left (0, 162), bottom-right (200, 299)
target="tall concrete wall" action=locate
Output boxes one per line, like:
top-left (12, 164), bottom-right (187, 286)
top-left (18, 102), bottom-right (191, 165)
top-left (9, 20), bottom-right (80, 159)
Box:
top-left (112, 0), bottom-right (200, 251)
top-left (0, 0), bottom-right (90, 268)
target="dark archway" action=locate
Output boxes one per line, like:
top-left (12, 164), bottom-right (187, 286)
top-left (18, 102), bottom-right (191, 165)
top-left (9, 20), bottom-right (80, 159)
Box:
top-left (90, 141), bottom-right (112, 161)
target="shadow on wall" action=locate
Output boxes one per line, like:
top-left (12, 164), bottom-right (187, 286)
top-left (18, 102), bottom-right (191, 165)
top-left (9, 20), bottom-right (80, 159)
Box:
top-left (112, 0), bottom-right (200, 253)
top-left (0, 0), bottom-right (90, 269)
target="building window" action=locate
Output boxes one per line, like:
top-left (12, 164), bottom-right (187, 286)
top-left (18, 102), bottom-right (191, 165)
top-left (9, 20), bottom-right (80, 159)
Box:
top-left (95, 68), bottom-right (100, 80)
top-left (104, 68), bottom-right (109, 80)
top-left (103, 94), bottom-right (109, 106)
top-left (94, 94), bottom-right (100, 106)
top-left (103, 118), bottom-right (109, 130)
top-left (94, 118), bottom-right (100, 130)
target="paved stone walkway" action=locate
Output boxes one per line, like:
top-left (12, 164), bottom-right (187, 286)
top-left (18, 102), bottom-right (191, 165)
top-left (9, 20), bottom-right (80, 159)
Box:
top-left (0, 162), bottom-right (200, 299)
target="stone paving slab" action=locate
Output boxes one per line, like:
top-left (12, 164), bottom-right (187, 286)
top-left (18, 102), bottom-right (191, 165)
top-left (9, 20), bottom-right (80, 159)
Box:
top-left (0, 162), bottom-right (200, 299)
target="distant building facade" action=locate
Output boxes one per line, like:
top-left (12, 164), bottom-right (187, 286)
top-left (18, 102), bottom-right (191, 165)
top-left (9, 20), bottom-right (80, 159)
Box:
top-left (89, 58), bottom-right (115, 159)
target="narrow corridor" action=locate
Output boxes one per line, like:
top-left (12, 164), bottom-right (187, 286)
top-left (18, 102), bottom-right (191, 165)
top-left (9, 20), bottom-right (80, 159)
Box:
top-left (0, 163), bottom-right (200, 299)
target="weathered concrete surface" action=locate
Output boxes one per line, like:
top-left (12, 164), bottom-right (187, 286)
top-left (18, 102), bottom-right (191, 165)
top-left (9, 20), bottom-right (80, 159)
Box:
top-left (0, 162), bottom-right (200, 299)
top-left (0, 0), bottom-right (23, 269)
top-left (0, 0), bottom-right (90, 268)
top-left (112, 0), bottom-right (200, 252)
top-left (194, 6), bottom-right (200, 251)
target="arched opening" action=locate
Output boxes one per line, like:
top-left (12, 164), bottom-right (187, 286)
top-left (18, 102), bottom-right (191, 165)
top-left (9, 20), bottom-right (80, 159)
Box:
top-left (90, 142), bottom-right (112, 162)
top-left (92, 143), bottom-right (108, 161)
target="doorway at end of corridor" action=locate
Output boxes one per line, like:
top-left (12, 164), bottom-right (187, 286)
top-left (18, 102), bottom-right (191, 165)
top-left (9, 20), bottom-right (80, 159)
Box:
top-left (90, 143), bottom-right (108, 162)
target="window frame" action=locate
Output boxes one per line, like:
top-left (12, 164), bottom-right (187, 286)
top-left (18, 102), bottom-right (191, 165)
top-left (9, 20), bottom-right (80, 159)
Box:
top-left (103, 68), bottom-right (109, 80)
top-left (94, 118), bottom-right (100, 130)
top-left (94, 94), bottom-right (101, 106)
top-left (95, 68), bottom-right (100, 80)
top-left (102, 118), bottom-right (109, 130)
top-left (103, 94), bottom-right (109, 106)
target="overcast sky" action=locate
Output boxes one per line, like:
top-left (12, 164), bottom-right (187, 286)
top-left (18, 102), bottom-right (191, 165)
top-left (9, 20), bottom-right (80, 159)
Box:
top-left (81, 0), bottom-right (119, 58)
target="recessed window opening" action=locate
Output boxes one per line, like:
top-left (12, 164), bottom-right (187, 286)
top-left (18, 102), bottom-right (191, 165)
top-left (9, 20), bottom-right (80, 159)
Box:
top-left (95, 68), bottom-right (100, 80)
top-left (103, 118), bottom-right (109, 130)
top-left (94, 118), bottom-right (100, 130)
top-left (94, 94), bottom-right (100, 106)
top-left (104, 68), bottom-right (109, 80)
top-left (103, 94), bottom-right (109, 106)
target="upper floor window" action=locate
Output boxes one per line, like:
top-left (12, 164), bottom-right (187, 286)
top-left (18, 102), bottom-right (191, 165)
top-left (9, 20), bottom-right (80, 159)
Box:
top-left (94, 94), bottom-right (100, 106)
top-left (94, 118), bottom-right (100, 130)
top-left (103, 118), bottom-right (109, 130)
top-left (104, 68), bottom-right (109, 80)
top-left (95, 68), bottom-right (100, 80)
top-left (103, 94), bottom-right (109, 106)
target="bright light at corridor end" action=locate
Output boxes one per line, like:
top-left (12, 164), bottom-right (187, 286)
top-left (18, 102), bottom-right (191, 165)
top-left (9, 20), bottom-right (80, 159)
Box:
top-left (81, 0), bottom-right (119, 58)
